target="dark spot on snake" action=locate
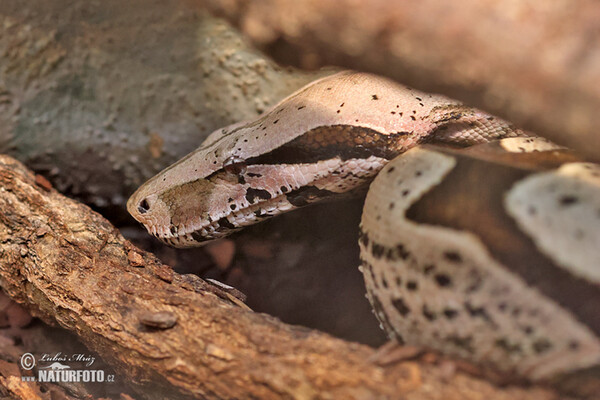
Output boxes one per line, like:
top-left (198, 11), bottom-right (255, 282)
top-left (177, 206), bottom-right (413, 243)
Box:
top-left (434, 274), bottom-right (452, 287)
top-left (237, 175), bottom-right (246, 184)
top-left (446, 335), bottom-right (474, 353)
top-left (372, 243), bottom-right (385, 259)
top-left (217, 217), bottom-right (235, 230)
top-left (465, 273), bottom-right (483, 293)
top-left (280, 186), bottom-right (289, 193)
top-left (558, 195), bottom-right (579, 206)
top-left (444, 251), bottom-right (462, 263)
top-left (569, 340), bottom-right (580, 350)
top-left (423, 264), bottom-right (435, 275)
top-left (443, 309), bottom-right (459, 319)
top-left (487, 116), bottom-right (494, 121)
top-left (465, 302), bottom-right (494, 325)
top-left (372, 94), bottom-right (379, 100)
top-left (245, 188), bottom-right (272, 204)
top-left (402, 189), bottom-right (410, 197)
top-left (337, 110), bottom-right (340, 113)
top-left (387, 166), bottom-right (395, 173)
top-left (521, 325), bottom-right (534, 335)
top-left (389, 202), bottom-right (395, 210)
top-left (495, 338), bottom-right (522, 354)
top-left (416, 97), bottom-right (422, 101)
top-left (381, 277), bottom-right (389, 288)
top-left (327, 87), bottom-right (332, 90)
top-left (395, 276), bottom-right (402, 286)
top-left (363, 261), bottom-right (376, 283)
top-left (410, 116), bottom-right (416, 121)
top-left (227, 197), bottom-right (233, 202)
top-left (533, 339), bottom-right (553, 354)
top-left (396, 244), bottom-right (410, 260)
top-left (422, 305), bottom-right (436, 321)
top-left (385, 247), bottom-right (397, 261)
top-left (191, 231), bottom-right (203, 242)
top-left (273, 119), bottom-right (279, 124)
top-left (391, 111), bottom-right (396, 114)
top-left (340, 102), bottom-right (345, 107)
top-left (297, 105), bottom-right (305, 110)
top-left (230, 204), bottom-right (236, 210)
top-left (498, 302), bottom-right (508, 312)
top-left (406, 281), bottom-right (418, 291)
top-left (392, 297), bottom-right (411, 316)
top-left (285, 186), bottom-right (335, 207)
top-left (399, 112), bottom-right (403, 116)
top-left (247, 172), bottom-right (262, 177)
top-left (415, 171), bottom-right (422, 177)
top-left (170, 226), bottom-right (177, 235)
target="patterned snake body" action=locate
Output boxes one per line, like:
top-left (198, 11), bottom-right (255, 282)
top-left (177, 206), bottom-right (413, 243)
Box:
top-left (128, 72), bottom-right (600, 385)
top-left (128, 71), bottom-right (521, 246)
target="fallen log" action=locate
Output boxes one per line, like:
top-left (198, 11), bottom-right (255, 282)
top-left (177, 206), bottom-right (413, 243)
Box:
top-left (0, 154), bottom-right (559, 399)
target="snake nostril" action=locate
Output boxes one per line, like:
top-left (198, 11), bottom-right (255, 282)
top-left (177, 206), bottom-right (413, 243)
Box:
top-left (138, 198), bottom-right (150, 214)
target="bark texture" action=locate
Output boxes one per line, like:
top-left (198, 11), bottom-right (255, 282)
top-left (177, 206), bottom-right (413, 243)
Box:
top-left (0, 155), bottom-right (562, 399)
top-left (0, 0), bottom-right (324, 211)
top-left (203, 0), bottom-right (600, 162)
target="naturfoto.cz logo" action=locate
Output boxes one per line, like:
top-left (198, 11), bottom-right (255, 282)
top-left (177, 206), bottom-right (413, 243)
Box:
top-left (19, 352), bottom-right (114, 383)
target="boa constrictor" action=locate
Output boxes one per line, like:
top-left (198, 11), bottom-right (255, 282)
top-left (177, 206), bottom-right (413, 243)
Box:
top-left (128, 71), bottom-right (599, 387)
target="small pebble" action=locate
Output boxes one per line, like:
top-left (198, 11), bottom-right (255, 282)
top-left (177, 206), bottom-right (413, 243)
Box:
top-left (139, 311), bottom-right (177, 329)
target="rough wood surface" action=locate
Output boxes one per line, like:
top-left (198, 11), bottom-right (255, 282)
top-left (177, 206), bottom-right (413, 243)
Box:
top-left (202, 0), bottom-right (600, 162)
top-left (0, 292), bottom-right (133, 399)
top-left (0, 157), bottom-right (562, 399)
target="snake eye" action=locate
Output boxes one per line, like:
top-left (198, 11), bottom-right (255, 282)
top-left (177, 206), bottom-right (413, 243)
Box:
top-left (223, 156), bottom-right (247, 176)
top-left (138, 198), bottom-right (150, 214)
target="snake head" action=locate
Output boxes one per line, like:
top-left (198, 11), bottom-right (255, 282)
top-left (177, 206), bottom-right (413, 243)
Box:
top-left (128, 71), bottom-right (467, 247)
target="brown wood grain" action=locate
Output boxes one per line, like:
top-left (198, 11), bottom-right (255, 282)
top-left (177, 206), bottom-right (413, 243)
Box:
top-left (0, 154), bottom-right (561, 399)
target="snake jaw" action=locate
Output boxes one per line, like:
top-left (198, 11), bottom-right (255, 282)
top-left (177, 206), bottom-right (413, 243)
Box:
top-left (130, 156), bottom-right (387, 247)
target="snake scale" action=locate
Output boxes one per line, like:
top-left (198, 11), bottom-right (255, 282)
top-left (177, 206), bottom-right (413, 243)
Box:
top-left (128, 71), bottom-right (600, 389)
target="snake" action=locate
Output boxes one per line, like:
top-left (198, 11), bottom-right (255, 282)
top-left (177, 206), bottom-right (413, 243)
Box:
top-left (127, 71), bottom-right (600, 388)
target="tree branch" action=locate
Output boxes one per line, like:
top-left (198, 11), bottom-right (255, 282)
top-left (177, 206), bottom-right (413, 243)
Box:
top-left (0, 157), bottom-right (560, 399)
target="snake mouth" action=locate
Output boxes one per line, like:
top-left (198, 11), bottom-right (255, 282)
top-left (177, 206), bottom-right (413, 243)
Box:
top-left (155, 184), bottom-right (339, 248)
